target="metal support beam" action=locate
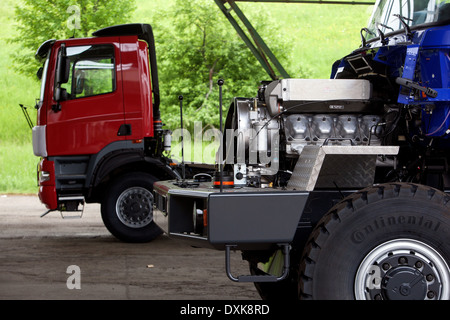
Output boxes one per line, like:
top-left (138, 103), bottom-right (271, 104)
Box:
top-left (214, 0), bottom-right (290, 80)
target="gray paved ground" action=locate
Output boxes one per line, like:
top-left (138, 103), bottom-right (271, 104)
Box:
top-left (0, 195), bottom-right (260, 300)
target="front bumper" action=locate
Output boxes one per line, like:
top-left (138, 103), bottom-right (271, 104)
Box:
top-left (153, 180), bottom-right (309, 250)
top-left (37, 158), bottom-right (57, 210)
top-left (38, 185), bottom-right (58, 210)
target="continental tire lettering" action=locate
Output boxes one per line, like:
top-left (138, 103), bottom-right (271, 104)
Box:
top-left (351, 215), bottom-right (441, 244)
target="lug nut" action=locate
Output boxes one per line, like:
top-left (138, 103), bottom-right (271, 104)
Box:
top-left (414, 261), bottom-right (423, 268)
top-left (426, 274), bottom-right (434, 282)
top-left (398, 256), bottom-right (407, 264)
top-left (427, 291), bottom-right (435, 299)
top-left (382, 263), bottom-right (390, 270)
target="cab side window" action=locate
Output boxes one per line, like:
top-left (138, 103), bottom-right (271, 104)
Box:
top-left (61, 45), bottom-right (115, 99)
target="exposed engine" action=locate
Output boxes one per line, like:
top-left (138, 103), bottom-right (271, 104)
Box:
top-left (224, 67), bottom-right (449, 190)
top-left (223, 78), bottom-right (386, 188)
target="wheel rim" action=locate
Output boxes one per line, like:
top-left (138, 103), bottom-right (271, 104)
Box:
top-left (355, 239), bottom-right (450, 300)
top-left (115, 187), bottom-right (154, 228)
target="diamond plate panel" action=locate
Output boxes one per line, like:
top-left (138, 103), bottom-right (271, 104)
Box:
top-left (287, 145), bottom-right (399, 191)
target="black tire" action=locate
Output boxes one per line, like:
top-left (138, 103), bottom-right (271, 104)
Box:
top-left (299, 183), bottom-right (450, 300)
top-left (101, 172), bottom-right (162, 243)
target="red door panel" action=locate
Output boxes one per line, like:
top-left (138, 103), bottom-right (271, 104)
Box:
top-left (46, 39), bottom-right (125, 156)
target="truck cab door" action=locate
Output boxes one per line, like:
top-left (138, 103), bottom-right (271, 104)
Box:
top-left (46, 40), bottom-right (125, 156)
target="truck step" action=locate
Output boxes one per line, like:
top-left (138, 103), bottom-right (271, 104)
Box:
top-left (58, 196), bottom-right (85, 219)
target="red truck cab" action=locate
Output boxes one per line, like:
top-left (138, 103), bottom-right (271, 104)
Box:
top-left (32, 24), bottom-right (178, 242)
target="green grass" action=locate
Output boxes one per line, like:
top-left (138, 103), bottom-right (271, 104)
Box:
top-left (0, 0), bottom-right (40, 194)
top-left (0, 0), bottom-right (372, 193)
top-left (0, 142), bottom-right (36, 193)
top-left (236, 2), bottom-right (371, 78)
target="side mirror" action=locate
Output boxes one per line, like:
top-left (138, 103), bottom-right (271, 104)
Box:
top-left (36, 67), bottom-right (43, 80)
top-left (54, 43), bottom-right (70, 102)
top-left (55, 58), bottom-right (70, 86)
top-left (54, 87), bottom-right (68, 102)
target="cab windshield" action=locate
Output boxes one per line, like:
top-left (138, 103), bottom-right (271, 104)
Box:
top-left (367, 0), bottom-right (450, 39)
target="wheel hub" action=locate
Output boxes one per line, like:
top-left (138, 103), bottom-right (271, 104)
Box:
top-left (116, 187), bottom-right (154, 228)
top-left (381, 264), bottom-right (427, 300)
top-left (355, 239), bottom-right (450, 300)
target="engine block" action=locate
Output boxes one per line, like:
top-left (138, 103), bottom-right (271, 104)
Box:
top-left (283, 113), bottom-right (382, 155)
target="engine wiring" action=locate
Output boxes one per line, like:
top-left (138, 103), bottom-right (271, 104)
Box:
top-left (425, 108), bottom-right (450, 137)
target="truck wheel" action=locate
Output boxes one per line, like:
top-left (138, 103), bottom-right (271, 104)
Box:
top-left (299, 183), bottom-right (450, 300)
top-left (101, 172), bottom-right (162, 243)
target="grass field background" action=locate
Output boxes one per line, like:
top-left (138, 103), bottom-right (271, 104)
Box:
top-left (0, 0), bottom-right (371, 194)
